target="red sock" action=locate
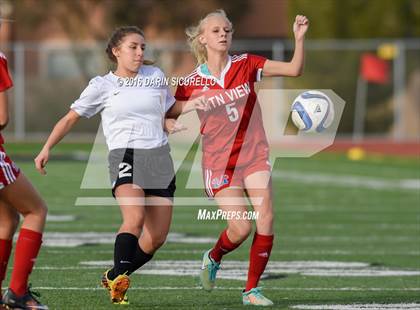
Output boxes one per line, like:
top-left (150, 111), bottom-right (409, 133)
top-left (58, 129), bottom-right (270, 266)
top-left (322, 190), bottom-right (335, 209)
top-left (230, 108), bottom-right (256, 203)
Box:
top-left (209, 229), bottom-right (241, 262)
top-left (0, 239), bottom-right (13, 292)
top-left (10, 228), bottom-right (42, 296)
top-left (245, 233), bottom-right (274, 291)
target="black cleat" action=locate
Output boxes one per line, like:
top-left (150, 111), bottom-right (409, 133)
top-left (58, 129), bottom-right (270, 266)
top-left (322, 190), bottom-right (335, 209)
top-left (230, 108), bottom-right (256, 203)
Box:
top-left (2, 286), bottom-right (48, 310)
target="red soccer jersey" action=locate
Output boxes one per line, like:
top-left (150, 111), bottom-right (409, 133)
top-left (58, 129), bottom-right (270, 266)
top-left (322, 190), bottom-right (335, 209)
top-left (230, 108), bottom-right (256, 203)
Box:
top-left (175, 53), bottom-right (269, 170)
top-left (0, 52), bottom-right (13, 144)
top-left (0, 52), bottom-right (12, 92)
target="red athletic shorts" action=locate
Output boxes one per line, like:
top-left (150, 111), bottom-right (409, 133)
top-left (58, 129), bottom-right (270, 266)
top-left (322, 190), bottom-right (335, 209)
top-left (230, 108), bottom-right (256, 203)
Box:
top-left (203, 158), bottom-right (271, 198)
top-left (0, 145), bottom-right (20, 190)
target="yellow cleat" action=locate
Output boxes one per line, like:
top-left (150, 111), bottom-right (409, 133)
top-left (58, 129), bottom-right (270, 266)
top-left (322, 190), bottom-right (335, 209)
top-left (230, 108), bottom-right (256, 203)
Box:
top-left (101, 269), bottom-right (130, 305)
top-left (101, 269), bottom-right (112, 291)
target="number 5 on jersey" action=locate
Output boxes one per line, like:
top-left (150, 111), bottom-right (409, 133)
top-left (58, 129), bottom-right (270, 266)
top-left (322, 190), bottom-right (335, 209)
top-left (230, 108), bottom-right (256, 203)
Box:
top-left (225, 102), bottom-right (239, 122)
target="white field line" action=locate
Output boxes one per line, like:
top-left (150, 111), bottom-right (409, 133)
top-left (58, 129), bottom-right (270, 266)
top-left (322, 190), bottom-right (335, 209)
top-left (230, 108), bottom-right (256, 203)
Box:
top-left (35, 231), bottom-right (417, 247)
top-left (34, 232), bottom-right (216, 247)
top-left (29, 286), bottom-right (420, 292)
top-left (75, 193), bottom-right (419, 206)
top-left (75, 197), bottom-right (253, 206)
top-left (272, 170), bottom-right (420, 191)
top-left (46, 215), bottom-right (76, 222)
top-left (74, 170), bottom-right (420, 206)
top-left (31, 260), bottom-right (420, 278)
top-left (43, 249), bottom-right (420, 256)
top-left (79, 260), bottom-right (371, 268)
top-left (175, 161), bottom-right (420, 191)
top-left (273, 224), bottom-right (420, 230)
top-left (299, 270), bottom-right (420, 277)
top-left (33, 264), bottom-right (420, 278)
top-left (279, 236), bottom-right (417, 242)
top-left (292, 304), bottom-right (420, 310)
top-left (173, 222), bottom-right (420, 229)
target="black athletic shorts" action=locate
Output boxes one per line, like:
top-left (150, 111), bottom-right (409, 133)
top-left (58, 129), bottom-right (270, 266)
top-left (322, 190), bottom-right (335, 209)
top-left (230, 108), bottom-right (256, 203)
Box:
top-left (108, 144), bottom-right (176, 199)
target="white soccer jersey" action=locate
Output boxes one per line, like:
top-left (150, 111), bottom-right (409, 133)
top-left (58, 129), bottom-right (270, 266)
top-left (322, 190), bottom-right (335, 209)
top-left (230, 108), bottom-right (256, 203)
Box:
top-left (71, 65), bottom-right (175, 150)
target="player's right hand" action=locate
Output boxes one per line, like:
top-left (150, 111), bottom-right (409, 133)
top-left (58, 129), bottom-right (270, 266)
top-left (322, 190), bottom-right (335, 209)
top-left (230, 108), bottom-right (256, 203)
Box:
top-left (293, 15), bottom-right (309, 40)
top-left (164, 118), bottom-right (187, 134)
top-left (34, 149), bottom-right (49, 175)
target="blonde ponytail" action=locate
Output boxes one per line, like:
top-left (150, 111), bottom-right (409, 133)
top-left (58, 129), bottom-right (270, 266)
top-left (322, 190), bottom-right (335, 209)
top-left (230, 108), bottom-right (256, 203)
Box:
top-left (186, 9), bottom-right (233, 65)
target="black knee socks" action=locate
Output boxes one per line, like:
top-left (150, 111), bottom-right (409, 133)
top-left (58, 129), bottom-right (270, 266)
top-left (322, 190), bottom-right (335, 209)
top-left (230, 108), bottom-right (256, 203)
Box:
top-left (128, 244), bottom-right (154, 275)
top-left (108, 233), bottom-right (138, 280)
top-left (108, 232), bottom-right (154, 279)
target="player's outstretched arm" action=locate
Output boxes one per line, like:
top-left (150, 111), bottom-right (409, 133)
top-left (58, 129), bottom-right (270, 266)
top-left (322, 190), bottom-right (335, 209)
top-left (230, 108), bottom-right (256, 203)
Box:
top-left (0, 91), bottom-right (9, 130)
top-left (34, 109), bottom-right (80, 175)
top-left (166, 96), bottom-right (209, 119)
top-left (262, 15), bottom-right (309, 77)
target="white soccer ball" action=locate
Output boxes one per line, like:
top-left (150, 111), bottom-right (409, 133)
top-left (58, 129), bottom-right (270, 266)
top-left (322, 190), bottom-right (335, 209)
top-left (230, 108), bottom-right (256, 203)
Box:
top-left (291, 90), bottom-right (334, 133)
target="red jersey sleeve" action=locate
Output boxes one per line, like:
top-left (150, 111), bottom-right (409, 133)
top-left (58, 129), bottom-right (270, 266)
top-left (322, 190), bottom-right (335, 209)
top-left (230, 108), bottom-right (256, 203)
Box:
top-left (0, 53), bottom-right (13, 92)
top-left (175, 83), bottom-right (191, 101)
top-left (175, 75), bottom-right (203, 101)
top-left (247, 53), bottom-right (267, 83)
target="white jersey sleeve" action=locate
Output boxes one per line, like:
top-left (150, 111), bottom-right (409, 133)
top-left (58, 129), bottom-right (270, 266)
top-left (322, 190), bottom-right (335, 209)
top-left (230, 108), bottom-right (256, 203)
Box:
top-left (71, 76), bottom-right (105, 118)
top-left (164, 85), bottom-right (176, 112)
top-left (152, 67), bottom-right (175, 112)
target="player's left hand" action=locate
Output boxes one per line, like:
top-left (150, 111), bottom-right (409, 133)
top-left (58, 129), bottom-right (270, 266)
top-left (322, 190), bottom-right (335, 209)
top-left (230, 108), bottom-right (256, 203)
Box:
top-left (293, 15), bottom-right (309, 40)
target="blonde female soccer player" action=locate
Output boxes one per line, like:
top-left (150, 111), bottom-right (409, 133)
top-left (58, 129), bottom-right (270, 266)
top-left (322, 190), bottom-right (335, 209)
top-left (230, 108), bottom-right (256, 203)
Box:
top-left (35, 26), bottom-right (205, 305)
top-left (174, 10), bottom-right (308, 306)
top-left (0, 37), bottom-right (48, 310)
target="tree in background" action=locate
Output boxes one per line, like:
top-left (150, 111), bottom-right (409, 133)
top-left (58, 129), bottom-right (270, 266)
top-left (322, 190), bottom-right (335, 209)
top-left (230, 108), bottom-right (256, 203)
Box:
top-left (5, 0), bottom-right (251, 133)
top-left (287, 0), bottom-right (420, 38)
top-left (10, 0), bottom-right (250, 78)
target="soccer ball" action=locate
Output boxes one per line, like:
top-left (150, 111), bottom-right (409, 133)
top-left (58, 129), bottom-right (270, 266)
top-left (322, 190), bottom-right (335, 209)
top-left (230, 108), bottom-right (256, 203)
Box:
top-left (291, 90), bottom-right (334, 132)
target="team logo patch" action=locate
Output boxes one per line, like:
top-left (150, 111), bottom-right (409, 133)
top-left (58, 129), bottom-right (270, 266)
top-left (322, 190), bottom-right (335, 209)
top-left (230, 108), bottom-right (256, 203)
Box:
top-left (211, 174), bottom-right (229, 189)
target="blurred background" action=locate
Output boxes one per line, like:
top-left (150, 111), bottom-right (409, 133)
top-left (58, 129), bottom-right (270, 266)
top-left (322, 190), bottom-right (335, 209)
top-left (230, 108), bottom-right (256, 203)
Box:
top-left (0, 0), bottom-right (419, 155)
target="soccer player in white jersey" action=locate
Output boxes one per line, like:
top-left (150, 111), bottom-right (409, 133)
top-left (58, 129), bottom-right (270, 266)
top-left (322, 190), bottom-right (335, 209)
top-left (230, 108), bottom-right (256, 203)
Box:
top-left (174, 10), bottom-right (308, 306)
top-left (0, 19), bottom-right (49, 310)
top-left (34, 26), bottom-right (205, 305)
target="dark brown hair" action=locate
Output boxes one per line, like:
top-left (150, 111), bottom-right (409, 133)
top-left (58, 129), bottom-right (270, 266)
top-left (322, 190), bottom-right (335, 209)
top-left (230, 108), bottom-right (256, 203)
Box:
top-left (106, 26), bottom-right (153, 64)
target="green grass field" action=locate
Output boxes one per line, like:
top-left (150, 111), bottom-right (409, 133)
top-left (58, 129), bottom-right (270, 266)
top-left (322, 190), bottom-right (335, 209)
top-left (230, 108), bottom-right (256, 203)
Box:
top-left (3, 143), bottom-right (420, 309)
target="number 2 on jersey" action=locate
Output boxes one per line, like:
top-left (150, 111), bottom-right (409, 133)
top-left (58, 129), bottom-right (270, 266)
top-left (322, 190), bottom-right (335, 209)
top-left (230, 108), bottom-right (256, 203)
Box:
top-left (225, 102), bottom-right (239, 122)
top-left (119, 162), bottom-right (132, 178)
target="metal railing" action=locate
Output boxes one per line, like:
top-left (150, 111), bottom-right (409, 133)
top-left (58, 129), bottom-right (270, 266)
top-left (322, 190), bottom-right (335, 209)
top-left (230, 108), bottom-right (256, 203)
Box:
top-left (2, 38), bottom-right (419, 141)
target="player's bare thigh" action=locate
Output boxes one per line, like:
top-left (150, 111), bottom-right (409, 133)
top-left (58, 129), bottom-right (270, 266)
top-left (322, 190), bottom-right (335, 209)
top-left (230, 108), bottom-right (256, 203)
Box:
top-left (0, 172), bottom-right (47, 232)
top-left (140, 196), bottom-right (173, 253)
top-left (115, 183), bottom-right (146, 236)
top-left (0, 199), bottom-right (19, 239)
top-left (244, 170), bottom-right (274, 235)
top-left (214, 187), bottom-right (252, 243)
